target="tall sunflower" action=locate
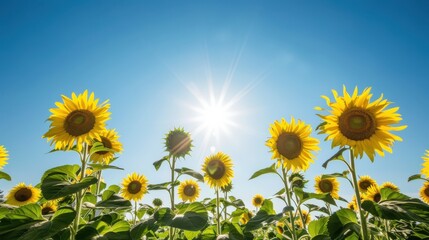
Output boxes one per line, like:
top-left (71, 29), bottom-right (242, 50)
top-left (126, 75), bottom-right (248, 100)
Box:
top-left (314, 176), bottom-right (340, 199)
top-left (296, 209), bottom-right (311, 228)
top-left (90, 129), bottom-right (123, 164)
top-left (419, 182), bottom-right (429, 204)
top-left (6, 183), bottom-right (41, 206)
top-left (41, 201), bottom-right (58, 215)
top-left (165, 128), bottom-right (192, 158)
top-left (43, 90), bottom-right (110, 151)
top-left (178, 179), bottom-right (200, 202)
top-left (121, 173), bottom-right (148, 201)
top-left (276, 221), bottom-right (285, 234)
top-left (266, 117), bottom-right (320, 171)
top-left (363, 185), bottom-right (381, 203)
top-left (380, 182), bottom-right (399, 192)
top-left (252, 194), bottom-right (264, 208)
top-left (358, 175), bottom-right (377, 193)
top-left (202, 152), bottom-right (234, 188)
top-left (421, 150), bottom-right (429, 178)
top-left (317, 86), bottom-right (406, 161)
top-left (0, 145), bottom-right (8, 170)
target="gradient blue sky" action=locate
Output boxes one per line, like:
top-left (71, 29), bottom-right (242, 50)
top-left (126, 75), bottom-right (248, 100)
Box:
top-left (1, 1), bottom-right (429, 210)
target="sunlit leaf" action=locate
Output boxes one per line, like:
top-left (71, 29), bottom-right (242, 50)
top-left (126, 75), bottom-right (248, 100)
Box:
top-left (175, 167), bottom-right (204, 182)
top-left (322, 148), bottom-right (349, 169)
top-left (249, 164), bottom-right (277, 180)
top-left (0, 171), bottom-right (11, 181)
top-left (153, 156), bottom-right (169, 171)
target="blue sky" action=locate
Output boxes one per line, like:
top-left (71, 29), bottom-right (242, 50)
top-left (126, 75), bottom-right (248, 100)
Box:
top-left (1, 1), bottom-right (429, 211)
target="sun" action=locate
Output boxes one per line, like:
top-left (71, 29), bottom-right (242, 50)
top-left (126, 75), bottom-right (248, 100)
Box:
top-left (198, 101), bottom-right (233, 137)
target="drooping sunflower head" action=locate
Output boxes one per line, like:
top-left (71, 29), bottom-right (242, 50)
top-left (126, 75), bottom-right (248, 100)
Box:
top-left (358, 175), bottom-right (377, 193)
top-left (121, 173), bottom-right (148, 201)
top-left (252, 194), bottom-right (264, 208)
top-left (380, 182), bottom-right (399, 192)
top-left (363, 185), bottom-right (381, 203)
top-left (314, 176), bottom-right (340, 199)
top-left (0, 145), bottom-right (9, 170)
top-left (202, 152), bottom-right (234, 189)
top-left (178, 179), bottom-right (200, 202)
top-left (266, 117), bottom-right (320, 171)
top-left (296, 209), bottom-right (311, 228)
top-left (420, 150), bottom-right (429, 178)
top-left (317, 86), bottom-right (407, 161)
top-left (165, 128), bottom-right (192, 158)
top-left (240, 211), bottom-right (253, 225)
top-left (41, 200), bottom-right (58, 215)
top-left (276, 221), bottom-right (285, 234)
top-left (152, 198), bottom-right (163, 207)
top-left (6, 183), bottom-right (41, 206)
top-left (220, 182), bottom-right (233, 193)
top-left (419, 182), bottom-right (429, 204)
top-left (289, 172), bottom-right (307, 189)
top-left (90, 129), bottom-right (123, 164)
top-left (43, 90), bottom-right (111, 151)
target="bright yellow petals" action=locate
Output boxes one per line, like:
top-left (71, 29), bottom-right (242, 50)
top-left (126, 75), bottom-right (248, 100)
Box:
top-left (6, 183), bottom-right (41, 206)
top-left (252, 194), bottom-right (264, 208)
top-left (266, 117), bottom-right (320, 171)
top-left (165, 128), bottom-right (192, 158)
top-left (380, 182), bottom-right (399, 192)
top-left (421, 150), bottom-right (429, 178)
top-left (318, 86), bottom-right (406, 161)
top-left (178, 179), bottom-right (201, 203)
top-left (0, 145), bottom-right (8, 170)
top-left (358, 175), bottom-right (377, 193)
top-left (276, 221), bottom-right (285, 234)
top-left (240, 212), bottom-right (253, 225)
top-left (296, 209), bottom-right (311, 228)
top-left (348, 196), bottom-right (358, 212)
top-left (314, 176), bottom-right (340, 199)
top-left (363, 185), bottom-right (381, 203)
top-left (121, 173), bottom-right (148, 201)
top-left (43, 90), bottom-right (110, 151)
top-left (41, 201), bottom-right (58, 215)
top-left (202, 152), bottom-right (234, 189)
top-left (420, 182), bottom-right (429, 204)
top-left (90, 129), bottom-right (123, 164)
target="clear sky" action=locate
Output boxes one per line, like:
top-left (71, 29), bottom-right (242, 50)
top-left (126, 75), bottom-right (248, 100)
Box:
top-left (1, 1), bottom-right (429, 211)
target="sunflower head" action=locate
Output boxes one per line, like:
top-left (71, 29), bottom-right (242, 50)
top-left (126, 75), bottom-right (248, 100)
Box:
top-left (419, 182), bottom-right (429, 204)
top-left (178, 179), bottom-right (201, 202)
top-left (220, 182), bottom-right (233, 193)
top-left (6, 183), bottom-right (41, 206)
top-left (0, 145), bottom-right (8, 170)
top-left (348, 196), bottom-right (358, 212)
top-left (252, 194), bottom-right (264, 208)
top-left (358, 175), bottom-right (377, 193)
top-left (90, 129), bottom-right (123, 164)
top-left (240, 211), bottom-right (253, 225)
top-left (363, 185), bottom-right (381, 203)
top-left (289, 172), bottom-right (307, 189)
top-left (276, 221), bottom-right (285, 234)
top-left (266, 117), bottom-right (320, 171)
top-left (317, 86), bottom-right (407, 161)
top-left (380, 182), bottom-right (399, 192)
top-left (421, 150), bottom-right (429, 178)
top-left (202, 152), bottom-right (234, 189)
top-left (41, 200), bottom-right (58, 215)
top-left (314, 176), bottom-right (340, 199)
top-left (121, 173), bottom-right (148, 201)
top-left (152, 198), bottom-right (163, 207)
top-left (296, 209), bottom-right (311, 228)
top-left (43, 90), bottom-right (111, 151)
top-left (165, 128), bottom-right (192, 158)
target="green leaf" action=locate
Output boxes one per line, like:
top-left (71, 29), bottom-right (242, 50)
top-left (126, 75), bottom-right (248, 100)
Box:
top-left (175, 167), bottom-right (204, 182)
top-left (41, 164), bottom-right (80, 182)
top-left (102, 185), bottom-right (121, 201)
top-left (322, 148), bottom-right (349, 169)
top-left (89, 141), bottom-right (115, 155)
top-left (0, 204), bottom-right (45, 239)
top-left (224, 222), bottom-right (244, 240)
top-left (327, 209), bottom-right (360, 239)
top-left (130, 218), bottom-right (158, 240)
top-left (184, 230), bottom-right (200, 240)
top-left (408, 174), bottom-right (427, 182)
top-left (249, 164), bottom-right (277, 180)
top-left (6, 203), bottom-right (43, 220)
top-left (294, 188), bottom-right (337, 206)
top-left (154, 208), bottom-right (174, 226)
top-left (0, 171), bottom-right (11, 181)
top-left (88, 164), bottom-right (124, 172)
top-left (170, 202), bottom-right (208, 231)
top-left (96, 194), bottom-right (132, 209)
top-left (148, 181), bottom-right (179, 191)
top-left (308, 217), bottom-right (329, 238)
top-left (101, 220), bottom-right (131, 239)
top-left (153, 156), bottom-right (168, 171)
top-left (244, 199), bottom-right (282, 232)
top-left (42, 175), bottom-right (98, 200)
top-left (201, 225), bottom-right (216, 240)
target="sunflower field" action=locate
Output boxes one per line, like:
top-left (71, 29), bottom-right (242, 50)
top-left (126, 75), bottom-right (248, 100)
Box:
top-left (1, 86), bottom-right (429, 240)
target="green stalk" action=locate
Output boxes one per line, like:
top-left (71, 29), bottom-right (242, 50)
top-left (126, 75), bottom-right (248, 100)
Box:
top-left (216, 188), bottom-right (221, 236)
top-left (349, 149), bottom-right (369, 240)
top-left (282, 167), bottom-right (297, 240)
top-left (224, 192), bottom-right (228, 221)
top-left (169, 156), bottom-right (176, 240)
top-left (134, 201), bottom-right (138, 225)
top-left (72, 143), bottom-right (88, 240)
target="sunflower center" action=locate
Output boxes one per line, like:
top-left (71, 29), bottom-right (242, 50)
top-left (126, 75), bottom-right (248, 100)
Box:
top-left (64, 110), bottom-right (96, 136)
top-left (14, 188), bottom-right (32, 202)
top-left (424, 187), bottom-right (429, 197)
top-left (319, 179), bottom-right (333, 193)
top-left (42, 207), bottom-right (54, 215)
top-left (276, 133), bottom-right (302, 159)
top-left (339, 108), bottom-right (376, 141)
top-left (183, 185), bottom-right (196, 197)
top-left (167, 132), bottom-right (191, 156)
top-left (254, 198), bottom-right (262, 205)
top-left (206, 159), bottom-right (226, 180)
top-left (373, 193), bottom-right (381, 203)
top-left (359, 181), bottom-right (372, 191)
top-left (127, 181), bottom-right (142, 194)
top-left (97, 136), bottom-right (113, 155)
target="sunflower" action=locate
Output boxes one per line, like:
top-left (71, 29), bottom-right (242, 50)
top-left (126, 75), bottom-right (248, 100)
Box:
top-left (41, 201), bottom-right (58, 215)
top-left (380, 182), bottom-right (399, 192)
top-left (220, 182), bottom-right (233, 193)
top-left (202, 152), bottom-right (234, 189)
top-left (251, 194), bottom-right (264, 208)
top-left (165, 128), bottom-right (192, 158)
top-left (240, 211), bottom-right (253, 225)
top-left (421, 150), bottom-right (429, 178)
top-left (90, 129), bottom-right (123, 164)
top-left (348, 196), bottom-right (358, 212)
top-left (6, 183), bottom-right (41, 206)
top-left (276, 221), bottom-right (285, 234)
top-left (419, 182), bottom-right (429, 204)
top-left (364, 185), bottom-right (381, 202)
top-left (318, 86), bottom-right (406, 161)
top-left (358, 175), bottom-right (377, 193)
top-left (121, 173), bottom-right (148, 201)
top-left (43, 90), bottom-right (110, 151)
top-left (152, 198), bottom-right (163, 207)
top-left (266, 117), bottom-right (320, 171)
top-left (314, 176), bottom-right (340, 199)
top-left (296, 209), bottom-right (311, 228)
top-left (178, 179), bottom-right (200, 202)
top-left (0, 145), bottom-right (8, 170)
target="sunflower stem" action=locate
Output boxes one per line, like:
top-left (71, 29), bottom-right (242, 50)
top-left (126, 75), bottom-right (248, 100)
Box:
top-left (224, 192), bottom-right (228, 221)
top-left (72, 143), bottom-right (88, 240)
top-left (349, 149), bottom-right (370, 240)
top-left (92, 170), bottom-right (103, 218)
top-left (294, 194), bottom-right (306, 231)
top-left (281, 167), bottom-right (297, 240)
top-left (216, 187), bottom-right (221, 236)
top-left (134, 201), bottom-right (138, 225)
top-left (169, 156), bottom-right (176, 240)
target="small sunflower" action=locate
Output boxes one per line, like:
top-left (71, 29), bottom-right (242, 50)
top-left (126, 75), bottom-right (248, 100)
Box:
top-left (419, 182), bottom-right (429, 204)
top-left (121, 173), bottom-right (148, 201)
top-left (252, 194), bottom-right (264, 208)
top-left (0, 145), bottom-right (8, 170)
top-left (276, 221), bottom-right (285, 234)
top-left (380, 182), bottom-right (399, 192)
top-left (165, 128), bottom-right (192, 158)
top-left (314, 176), bottom-right (340, 199)
top-left (364, 185), bottom-right (381, 203)
top-left (202, 152), bottom-right (234, 189)
top-left (358, 175), bottom-right (377, 193)
top-left (6, 183), bottom-right (41, 206)
top-left (178, 179), bottom-right (200, 202)
top-left (421, 150), bottom-right (429, 178)
top-left (43, 90), bottom-right (111, 151)
top-left (266, 117), bottom-right (320, 171)
top-left (152, 198), bottom-right (163, 207)
top-left (289, 172), bottom-right (306, 189)
top-left (296, 209), bottom-right (311, 228)
top-left (41, 201), bottom-right (58, 215)
top-left (240, 211), bottom-right (253, 225)
top-left (348, 196), bottom-right (358, 212)
top-left (90, 129), bottom-right (123, 164)
top-left (318, 86), bottom-right (406, 161)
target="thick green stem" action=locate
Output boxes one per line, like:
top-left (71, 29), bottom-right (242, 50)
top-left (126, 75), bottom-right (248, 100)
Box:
top-left (169, 157), bottom-right (176, 240)
top-left (216, 188), bottom-right (221, 236)
top-left (134, 201), bottom-right (138, 225)
top-left (72, 144), bottom-right (88, 240)
top-left (282, 167), bottom-right (297, 240)
top-left (349, 149), bottom-right (370, 240)
top-left (224, 192), bottom-right (228, 221)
